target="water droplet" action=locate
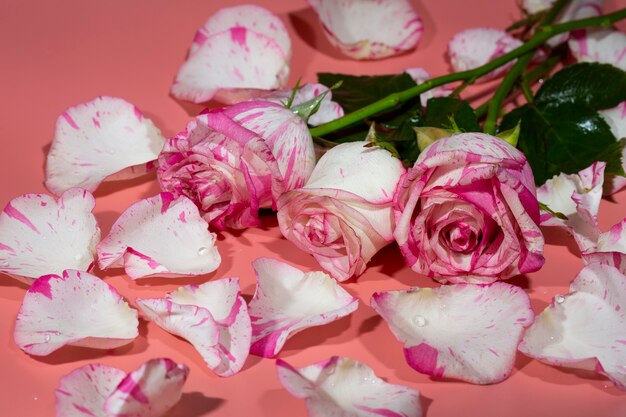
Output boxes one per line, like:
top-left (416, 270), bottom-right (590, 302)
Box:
top-left (197, 247), bottom-right (209, 256)
top-left (32, 395), bottom-right (38, 401)
top-left (44, 335), bottom-right (51, 342)
top-left (413, 315), bottom-right (427, 327)
top-left (74, 253), bottom-right (83, 261)
top-left (549, 336), bottom-right (555, 341)
top-left (555, 295), bottom-right (565, 304)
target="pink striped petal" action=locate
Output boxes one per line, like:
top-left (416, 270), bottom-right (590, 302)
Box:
top-left (569, 29), bottom-right (626, 71)
top-left (371, 283), bottom-right (534, 384)
top-left (97, 193), bottom-right (220, 279)
top-left (45, 97), bottom-right (164, 195)
top-left (137, 277), bottom-right (251, 377)
top-left (171, 27), bottom-right (289, 104)
top-left (14, 269), bottom-right (138, 356)
top-left (447, 28), bottom-right (523, 81)
top-left (405, 67), bottom-right (454, 107)
top-left (248, 258), bottom-right (358, 358)
top-left (307, 0), bottom-right (423, 60)
top-left (56, 359), bottom-right (189, 417)
top-left (537, 162), bottom-right (605, 252)
top-left (277, 357), bottom-right (422, 417)
top-left (519, 263), bottom-right (626, 390)
top-left (599, 101), bottom-right (626, 194)
top-left (0, 188), bottom-right (100, 284)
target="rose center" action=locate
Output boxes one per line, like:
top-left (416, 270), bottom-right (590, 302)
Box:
top-left (441, 223), bottom-right (481, 254)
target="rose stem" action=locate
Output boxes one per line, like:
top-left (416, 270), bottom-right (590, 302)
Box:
top-left (308, 7), bottom-right (626, 138)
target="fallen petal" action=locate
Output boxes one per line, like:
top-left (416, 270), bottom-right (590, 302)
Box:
top-left (14, 269), bottom-right (138, 356)
top-left (137, 277), bottom-right (251, 377)
top-left (277, 357), bottom-right (422, 417)
top-left (569, 28), bottom-right (626, 70)
top-left (97, 193), bottom-right (221, 279)
top-left (307, 0), bottom-right (423, 60)
top-left (45, 96), bottom-right (164, 195)
top-left (405, 67), bottom-right (454, 107)
top-left (248, 258), bottom-right (358, 357)
top-left (0, 188), bottom-right (100, 284)
top-left (371, 283), bottom-right (534, 384)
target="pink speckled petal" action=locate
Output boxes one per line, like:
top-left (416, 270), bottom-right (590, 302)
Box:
top-left (0, 188), bottom-right (100, 285)
top-left (97, 193), bottom-right (220, 279)
top-left (277, 357), bottom-right (422, 417)
top-left (307, 0), bottom-right (423, 60)
top-left (405, 67), bottom-right (454, 107)
top-left (569, 29), bottom-right (626, 71)
top-left (447, 28), bottom-right (523, 81)
top-left (171, 28), bottom-right (289, 104)
top-left (105, 359), bottom-right (189, 417)
top-left (371, 283), bottom-right (534, 384)
top-left (248, 258), bottom-right (358, 358)
top-left (137, 277), bottom-right (251, 377)
top-left (192, 4), bottom-right (291, 59)
top-left (14, 270), bottom-right (138, 356)
top-left (519, 263), bottom-right (626, 390)
top-left (45, 96), bottom-right (165, 195)
top-left (537, 162), bottom-right (605, 252)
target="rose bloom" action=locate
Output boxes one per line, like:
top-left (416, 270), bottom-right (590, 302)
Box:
top-left (277, 141), bottom-right (405, 281)
top-left (393, 133), bottom-right (545, 284)
top-left (157, 101), bottom-right (315, 230)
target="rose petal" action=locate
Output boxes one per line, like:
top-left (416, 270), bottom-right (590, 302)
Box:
top-left (97, 193), bottom-right (220, 279)
top-left (599, 101), bottom-right (626, 194)
top-left (248, 258), bottom-right (358, 358)
top-left (371, 283), bottom-right (534, 384)
top-left (519, 263), bottom-right (626, 390)
top-left (277, 357), bottom-right (422, 417)
top-left (14, 269), bottom-right (138, 356)
top-left (570, 27), bottom-right (626, 70)
top-left (137, 277), bottom-right (251, 377)
top-left (447, 28), bottom-right (522, 81)
top-left (45, 96), bottom-right (165, 195)
top-left (0, 188), bottom-right (100, 284)
top-left (171, 27), bottom-right (289, 104)
top-left (405, 67), bottom-right (454, 107)
top-left (56, 359), bottom-right (189, 417)
top-left (306, 0), bottom-right (423, 60)
top-left (537, 162), bottom-right (605, 252)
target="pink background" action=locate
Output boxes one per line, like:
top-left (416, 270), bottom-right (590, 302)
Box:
top-left (1, 0), bottom-right (625, 416)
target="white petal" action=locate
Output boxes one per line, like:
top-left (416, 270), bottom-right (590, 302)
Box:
top-left (307, 0), bottom-right (423, 60)
top-left (171, 27), bottom-right (289, 104)
top-left (248, 258), bottom-right (358, 357)
top-left (595, 219), bottom-right (626, 254)
top-left (519, 263), bottom-right (626, 390)
top-left (14, 270), bottom-right (138, 356)
top-left (97, 193), bottom-right (220, 279)
top-left (405, 67), bottom-right (454, 107)
top-left (45, 96), bottom-right (164, 195)
top-left (599, 101), bottom-right (626, 194)
top-left (569, 28), bottom-right (626, 71)
top-left (371, 283), bottom-right (534, 384)
top-left (277, 357), bottom-right (422, 417)
top-left (137, 277), bottom-right (251, 377)
top-left (0, 188), bottom-right (100, 284)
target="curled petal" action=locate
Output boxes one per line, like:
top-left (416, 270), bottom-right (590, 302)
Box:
top-left (569, 29), bottom-right (626, 71)
top-left (371, 283), bottom-right (534, 384)
top-left (45, 96), bottom-right (164, 195)
top-left (599, 101), bottom-right (626, 194)
top-left (519, 263), bottom-right (626, 390)
top-left (537, 162), bottom-right (605, 252)
top-left (56, 359), bottom-right (189, 417)
top-left (14, 269), bottom-right (138, 356)
top-left (277, 357), bottom-right (422, 417)
top-left (137, 277), bottom-right (251, 377)
top-left (97, 193), bottom-right (220, 279)
top-left (307, 0), bottom-right (423, 60)
top-left (171, 27), bottom-right (289, 104)
top-left (405, 67), bottom-right (454, 107)
top-left (248, 258), bottom-right (358, 358)
top-left (0, 188), bottom-right (100, 284)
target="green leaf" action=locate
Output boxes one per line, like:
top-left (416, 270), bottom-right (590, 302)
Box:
top-left (423, 97), bottom-right (480, 132)
top-left (535, 63), bottom-right (626, 110)
top-left (317, 72), bottom-right (417, 114)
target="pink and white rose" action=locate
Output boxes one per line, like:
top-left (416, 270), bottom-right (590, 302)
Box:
top-left (157, 101), bottom-right (315, 230)
top-left (277, 141), bottom-right (405, 281)
top-left (393, 133), bottom-right (545, 284)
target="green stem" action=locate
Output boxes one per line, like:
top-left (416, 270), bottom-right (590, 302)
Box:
top-left (310, 6), bottom-right (626, 138)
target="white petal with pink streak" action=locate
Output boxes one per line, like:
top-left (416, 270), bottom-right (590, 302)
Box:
top-left (599, 101), bottom-right (626, 194)
top-left (45, 96), bottom-right (164, 195)
top-left (97, 193), bottom-right (220, 279)
top-left (519, 263), bottom-right (626, 390)
top-left (306, 0), bottom-right (423, 60)
top-left (371, 283), bottom-right (534, 384)
top-left (137, 277), bottom-right (251, 377)
top-left (569, 28), bottom-right (626, 70)
top-left (0, 188), bottom-right (100, 285)
top-left (277, 357), bottom-right (422, 417)
top-left (14, 269), bottom-right (138, 356)
top-left (248, 258), bottom-right (358, 358)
